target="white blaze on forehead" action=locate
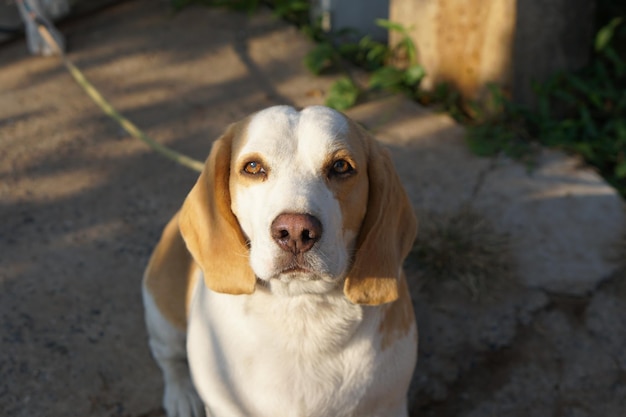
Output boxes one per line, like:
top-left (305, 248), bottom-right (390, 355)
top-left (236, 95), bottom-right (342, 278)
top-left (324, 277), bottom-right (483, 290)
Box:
top-left (297, 106), bottom-right (350, 170)
top-left (243, 105), bottom-right (300, 158)
top-left (242, 105), bottom-right (350, 166)
top-left (297, 106), bottom-right (349, 147)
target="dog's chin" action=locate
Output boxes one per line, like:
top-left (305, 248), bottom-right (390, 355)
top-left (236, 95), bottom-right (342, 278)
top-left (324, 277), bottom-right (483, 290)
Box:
top-left (257, 270), bottom-right (342, 297)
top-left (267, 279), bottom-right (341, 297)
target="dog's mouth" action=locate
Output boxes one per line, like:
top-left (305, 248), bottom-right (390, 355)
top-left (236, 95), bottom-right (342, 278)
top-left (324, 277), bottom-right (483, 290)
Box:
top-left (274, 252), bottom-right (315, 272)
top-left (258, 253), bottom-right (342, 295)
top-left (273, 258), bottom-right (320, 280)
top-left (251, 244), bottom-right (343, 285)
top-left (279, 261), bottom-right (314, 276)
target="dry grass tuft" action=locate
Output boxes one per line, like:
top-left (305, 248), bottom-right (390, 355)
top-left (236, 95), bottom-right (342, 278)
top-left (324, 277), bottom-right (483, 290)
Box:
top-left (410, 205), bottom-right (515, 298)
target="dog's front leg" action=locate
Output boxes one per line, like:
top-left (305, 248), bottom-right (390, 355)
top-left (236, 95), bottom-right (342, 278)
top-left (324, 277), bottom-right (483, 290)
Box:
top-left (143, 287), bottom-right (205, 417)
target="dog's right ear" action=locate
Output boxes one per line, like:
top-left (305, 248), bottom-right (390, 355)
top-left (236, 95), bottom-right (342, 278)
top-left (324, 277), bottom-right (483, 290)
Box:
top-left (343, 126), bottom-right (418, 305)
top-left (179, 124), bottom-right (256, 295)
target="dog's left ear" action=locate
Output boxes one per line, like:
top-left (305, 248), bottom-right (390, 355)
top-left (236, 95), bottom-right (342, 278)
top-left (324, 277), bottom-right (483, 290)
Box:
top-left (179, 124), bottom-right (256, 295)
top-left (344, 128), bottom-right (418, 305)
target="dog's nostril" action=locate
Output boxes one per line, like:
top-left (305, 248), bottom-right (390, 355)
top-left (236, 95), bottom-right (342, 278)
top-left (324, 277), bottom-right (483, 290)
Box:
top-left (301, 229), bottom-right (317, 242)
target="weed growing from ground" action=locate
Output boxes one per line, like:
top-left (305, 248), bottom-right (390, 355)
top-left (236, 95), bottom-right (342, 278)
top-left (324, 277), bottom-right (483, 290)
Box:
top-left (410, 206), bottom-right (514, 299)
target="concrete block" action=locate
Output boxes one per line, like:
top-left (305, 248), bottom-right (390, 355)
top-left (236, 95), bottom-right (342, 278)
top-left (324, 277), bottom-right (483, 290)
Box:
top-left (388, 0), bottom-right (596, 106)
top-left (475, 151), bottom-right (624, 295)
top-left (389, 0), bottom-right (516, 102)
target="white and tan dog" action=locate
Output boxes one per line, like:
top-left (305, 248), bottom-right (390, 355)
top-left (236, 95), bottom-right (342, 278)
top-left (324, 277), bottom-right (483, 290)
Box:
top-left (142, 105), bottom-right (418, 417)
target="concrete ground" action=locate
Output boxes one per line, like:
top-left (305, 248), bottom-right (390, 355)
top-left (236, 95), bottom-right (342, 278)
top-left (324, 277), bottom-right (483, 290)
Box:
top-left (1, 1), bottom-right (625, 416)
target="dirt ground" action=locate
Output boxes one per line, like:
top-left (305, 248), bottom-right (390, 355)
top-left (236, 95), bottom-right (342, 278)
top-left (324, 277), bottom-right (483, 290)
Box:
top-left (1, 1), bottom-right (625, 417)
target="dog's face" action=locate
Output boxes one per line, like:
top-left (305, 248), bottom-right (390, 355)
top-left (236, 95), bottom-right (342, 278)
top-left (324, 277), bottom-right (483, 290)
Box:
top-left (179, 105), bottom-right (417, 305)
top-left (229, 106), bottom-right (368, 296)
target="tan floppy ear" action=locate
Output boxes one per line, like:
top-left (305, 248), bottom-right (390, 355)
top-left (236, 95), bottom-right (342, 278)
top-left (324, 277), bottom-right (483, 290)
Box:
top-left (178, 125), bottom-right (256, 295)
top-left (344, 131), bottom-right (418, 305)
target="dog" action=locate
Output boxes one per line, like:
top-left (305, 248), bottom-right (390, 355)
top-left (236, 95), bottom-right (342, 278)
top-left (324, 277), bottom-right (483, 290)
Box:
top-left (142, 105), bottom-right (418, 417)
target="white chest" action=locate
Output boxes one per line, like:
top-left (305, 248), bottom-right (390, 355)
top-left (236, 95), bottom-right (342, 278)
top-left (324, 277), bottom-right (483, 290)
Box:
top-left (187, 283), bottom-right (388, 417)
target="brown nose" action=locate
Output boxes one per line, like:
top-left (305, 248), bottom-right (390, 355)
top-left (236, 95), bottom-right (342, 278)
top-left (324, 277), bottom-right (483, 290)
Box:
top-left (271, 213), bottom-right (323, 254)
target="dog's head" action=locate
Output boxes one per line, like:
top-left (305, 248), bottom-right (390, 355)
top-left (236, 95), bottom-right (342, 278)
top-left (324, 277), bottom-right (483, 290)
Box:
top-left (179, 106), bottom-right (417, 305)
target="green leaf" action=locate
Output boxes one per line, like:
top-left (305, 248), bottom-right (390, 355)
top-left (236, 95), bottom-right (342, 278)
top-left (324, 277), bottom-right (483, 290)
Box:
top-left (375, 19), bottom-right (408, 35)
top-left (604, 47), bottom-right (626, 76)
top-left (304, 43), bottom-right (335, 75)
top-left (274, 0), bottom-right (309, 12)
top-left (595, 17), bottom-right (623, 52)
top-left (466, 125), bottom-right (513, 157)
top-left (325, 78), bottom-right (360, 110)
top-left (399, 37), bottom-right (418, 65)
top-left (551, 89), bottom-right (578, 105)
top-left (566, 74), bottom-right (594, 97)
top-left (368, 66), bottom-right (405, 90)
top-left (571, 141), bottom-right (595, 160)
top-left (615, 161), bottom-right (626, 179)
top-left (363, 39), bottom-right (389, 67)
top-left (273, 0), bottom-right (309, 18)
top-left (404, 65), bottom-right (426, 86)
top-left (467, 137), bottom-right (500, 157)
top-left (615, 120), bottom-right (626, 143)
top-left (580, 106), bottom-right (599, 138)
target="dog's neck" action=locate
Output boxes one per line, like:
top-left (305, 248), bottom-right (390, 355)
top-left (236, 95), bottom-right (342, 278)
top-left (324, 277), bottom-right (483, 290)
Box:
top-left (242, 284), bottom-right (367, 355)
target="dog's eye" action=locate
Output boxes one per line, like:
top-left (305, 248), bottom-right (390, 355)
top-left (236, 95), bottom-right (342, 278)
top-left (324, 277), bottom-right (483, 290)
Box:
top-left (330, 159), bottom-right (354, 177)
top-left (243, 161), bottom-right (265, 176)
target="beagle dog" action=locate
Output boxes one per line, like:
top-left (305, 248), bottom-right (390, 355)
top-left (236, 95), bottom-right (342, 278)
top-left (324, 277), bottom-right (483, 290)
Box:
top-left (142, 105), bottom-right (418, 417)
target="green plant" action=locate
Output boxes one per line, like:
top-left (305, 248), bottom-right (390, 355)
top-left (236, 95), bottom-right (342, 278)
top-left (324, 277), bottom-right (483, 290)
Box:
top-left (532, 59), bottom-right (626, 189)
top-left (464, 85), bottom-right (538, 162)
top-left (303, 19), bottom-right (426, 110)
top-left (266, 0), bottom-right (310, 22)
top-left (374, 20), bottom-right (414, 60)
top-left (170, 0), bottom-right (309, 19)
top-left (466, 16), bottom-right (626, 196)
top-left (367, 19), bottom-right (425, 96)
top-left (339, 35), bottom-right (389, 71)
top-left (325, 77), bottom-right (360, 111)
top-left (303, 32), bottom-right (373, 109)
top-left (303, 42), bottom-right (336, 75)
top-left (411, 206), bottom-right (514, 298)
